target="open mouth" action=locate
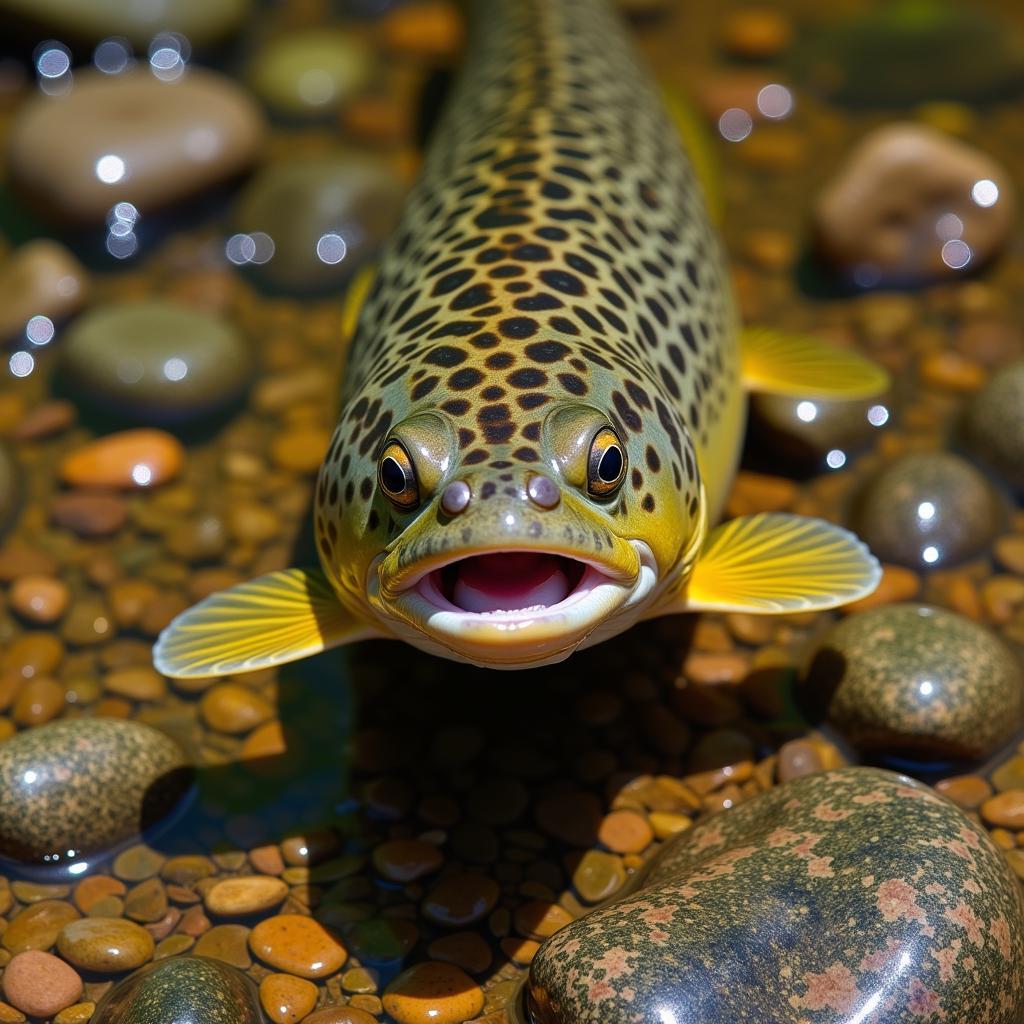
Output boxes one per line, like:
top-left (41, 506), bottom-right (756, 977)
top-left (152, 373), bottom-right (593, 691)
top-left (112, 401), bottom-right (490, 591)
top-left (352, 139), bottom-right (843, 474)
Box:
top-left (428, 552), bottom-right (591, 616)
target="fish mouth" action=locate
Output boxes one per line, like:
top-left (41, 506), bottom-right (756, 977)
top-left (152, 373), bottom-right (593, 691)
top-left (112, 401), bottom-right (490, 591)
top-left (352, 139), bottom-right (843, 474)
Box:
top-left (367, 542), bottom-right (659, 668)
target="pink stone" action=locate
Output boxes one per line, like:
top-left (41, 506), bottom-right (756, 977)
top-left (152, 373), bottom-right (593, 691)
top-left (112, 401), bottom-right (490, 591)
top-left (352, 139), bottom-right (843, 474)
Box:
top-left (2, 949), bottom-right (83, 1017)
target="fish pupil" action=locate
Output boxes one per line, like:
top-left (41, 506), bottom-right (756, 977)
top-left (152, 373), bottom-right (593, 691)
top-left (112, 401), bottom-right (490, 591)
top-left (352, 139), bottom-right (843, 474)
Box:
top-left (598, 446), bottom-right (623, 482)
top-left (381, 457), bottom-right (407, 494)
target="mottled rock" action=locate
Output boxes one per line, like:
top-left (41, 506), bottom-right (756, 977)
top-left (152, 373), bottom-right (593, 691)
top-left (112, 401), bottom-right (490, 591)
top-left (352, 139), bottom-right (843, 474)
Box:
top-left (10, 69), bottom-right (265, 224)
top-left (0, 240), bottom-right (88, 341)
top-left (59, 301), bottom-right (251, 425)
top-left (964, 361), bottom-right (1024, 492)
top-left (231, 153), bottom-right (405, 293)
top-left (0, 718), bottom-right (191, 869)
top-left (91, 956), bottom-right (261, 1023)
top-left (801, 604), bottom-right (1024, 761)
top-left (248, 29), bottom-right (374, 117)
top-left (528, 767), bottom-right (1024, 1024)
top-left (855, 452), bottom-right (1002, 570)
top-left (815, 124), bottom-right (1015, 285)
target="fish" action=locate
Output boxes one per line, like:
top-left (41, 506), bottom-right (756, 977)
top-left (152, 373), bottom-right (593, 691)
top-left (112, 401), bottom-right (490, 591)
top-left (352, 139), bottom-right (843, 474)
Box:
top-left (154, 0), bottom-right (888, 679)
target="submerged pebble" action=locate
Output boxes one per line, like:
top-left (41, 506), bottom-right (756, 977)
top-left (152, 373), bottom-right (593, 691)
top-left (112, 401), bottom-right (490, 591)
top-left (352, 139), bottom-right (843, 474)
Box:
top-left (59, 301), bottom-right (251, 425)
top-left (815, 123), bottom-right (1015, 285)
top-left (383, 961), bottom-right (484, 1024)
top-left (528, 768), bottom-right (1024, 1024)
top-left (231, 153), bottom-right (405, 293)
top-left (964, 361), bottom-right (1024, 492)
top-left (60, 429), bottom-right (185, 490)
top-left (855, 451), bottom-right (1002, 569)
top-left (57, 917), bottom-right (154, 972)
top-left (0, 718), bottom-right (191, 868)
top-left (91, 956), bottom-right (262, 1023)
top-left (10, 69), bottom-right (265, 223)
top-left (801, 604), bottom-right (1024, 761)
top-left (2, 949), bottom-right (82, 1018)
top-left (0, 240), bottom-right (88, 342)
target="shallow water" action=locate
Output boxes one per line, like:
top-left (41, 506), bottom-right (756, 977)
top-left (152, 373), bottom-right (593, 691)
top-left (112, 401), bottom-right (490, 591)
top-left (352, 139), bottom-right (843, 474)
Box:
top-left (0, 0), bottom-right (1023, 1020)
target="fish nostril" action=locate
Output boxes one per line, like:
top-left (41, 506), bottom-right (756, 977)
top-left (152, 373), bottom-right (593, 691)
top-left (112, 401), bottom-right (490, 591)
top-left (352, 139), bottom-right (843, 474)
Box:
top-left (441, 480), bottom-right (472, 516)
top-left (527, 473), bottom-right (560, 509)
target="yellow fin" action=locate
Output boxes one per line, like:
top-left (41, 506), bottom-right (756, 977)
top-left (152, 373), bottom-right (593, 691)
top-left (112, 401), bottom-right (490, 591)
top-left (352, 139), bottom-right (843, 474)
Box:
top-left (341, 264), bottom-right (376, 343)
top-left (680, 513), bottom-right (881, 614)
top-left (153, 568), bottom-right (374, 679)
top-left (740, 326), bottom-right (890, 399)
top-left (660, 85), bottom-right (723, 226)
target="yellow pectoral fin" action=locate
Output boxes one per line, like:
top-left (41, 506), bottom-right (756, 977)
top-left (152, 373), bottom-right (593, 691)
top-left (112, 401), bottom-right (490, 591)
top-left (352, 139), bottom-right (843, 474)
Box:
top-left (678, 513), bottom-right (882, 614)
top-left (341, 263), bottom-right (377, 343)
top-left (740, 325), bottom-right (890, 399)
top-left (153, 568), bottom-right (375, 679)
top-left (660, 85), bottom-right (723, 226)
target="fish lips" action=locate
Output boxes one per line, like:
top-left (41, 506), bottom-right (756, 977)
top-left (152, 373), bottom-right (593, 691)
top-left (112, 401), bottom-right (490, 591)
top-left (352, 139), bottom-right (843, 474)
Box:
top-left (366, 540), bottom-right (659, 668)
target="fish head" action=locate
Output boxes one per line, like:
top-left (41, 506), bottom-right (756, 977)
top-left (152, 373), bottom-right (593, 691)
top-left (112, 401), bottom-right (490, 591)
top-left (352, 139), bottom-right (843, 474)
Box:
top-left (315, 390), bottom-right (706, 668)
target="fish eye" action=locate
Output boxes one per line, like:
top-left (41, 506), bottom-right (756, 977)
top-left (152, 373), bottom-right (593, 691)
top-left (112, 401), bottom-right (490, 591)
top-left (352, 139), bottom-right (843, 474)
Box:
top-left (587, 427), bottom-right (627, 497)
top-left (378, 440), bottom-right (419, 511)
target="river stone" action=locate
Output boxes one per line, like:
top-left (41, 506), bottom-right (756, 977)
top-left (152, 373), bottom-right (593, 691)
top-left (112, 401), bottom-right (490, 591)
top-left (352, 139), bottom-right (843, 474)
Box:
top-left (964, 361), bottom-right (1024, 492)
top-left (528, 767), bottom-right (1024, 1024)
top-left (248, 28), bottom-right (375, 117)
top-left (0, 0), bottom-right (249, 46)
top-left (854, 451), bottom-right (1003, 570)
top-left (0, 443), bottom-right (19, 539)
top-left (59, 301), bottom-right (251, 425)
top-left (231, 153), bottom-right (406, 294)
top-left (0, 718), bottom-right (192, 870)
top-left (0, 239), bottom-right (88, 342)
top-left (10, 68), bottom-right (265, 224)
top-left (800, 604), bottom-right (1024, 762)
top-left (91, 956), bottom-right (261, 1023)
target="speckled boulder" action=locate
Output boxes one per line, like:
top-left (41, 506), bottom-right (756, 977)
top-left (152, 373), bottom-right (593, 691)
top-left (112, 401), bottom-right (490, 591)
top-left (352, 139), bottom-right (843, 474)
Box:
top-left (800, 604), bottom-right (1024, 762)
top-left (92, 956), bottom-right (261, 1023)
top-left (0, 719), bottom-right (192, 870)
top-left (528, 767), bottom-right (1024, 1024)
top-left (854, 451), bottom-right (1003, 570)
top-left (964, 362), bottom-right (1024, 492)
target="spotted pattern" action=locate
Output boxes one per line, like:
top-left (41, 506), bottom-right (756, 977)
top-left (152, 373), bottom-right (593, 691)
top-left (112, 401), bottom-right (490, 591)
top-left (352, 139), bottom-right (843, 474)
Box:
top-left (528, 767), bottom-right (1024, 1024)
top-left (314, 0), bottom-right (740, 623)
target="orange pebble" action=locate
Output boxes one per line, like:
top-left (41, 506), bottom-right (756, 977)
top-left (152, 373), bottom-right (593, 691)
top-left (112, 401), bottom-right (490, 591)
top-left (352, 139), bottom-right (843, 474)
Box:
top-left (842, 564), bottom-right (920, 613)
top-left (383, 962), bottom-right (483, 1024)
top-left (60, 429), bottom-right (184, 489)
top-left (597, 809), bottom-right (654, 854)
top-left (725, 471), bottom-right (798, 517)
top-left (379, 2), bottom-right (465, 60)
top-left (920, 350), bottom-right (987, 392)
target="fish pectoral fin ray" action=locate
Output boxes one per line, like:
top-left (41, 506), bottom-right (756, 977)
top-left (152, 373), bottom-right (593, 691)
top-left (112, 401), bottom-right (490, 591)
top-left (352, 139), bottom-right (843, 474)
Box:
top-left (740, 325), bottom-right (890, 399)
top-left (676, 513), bottom-right (882, 614)
top-left (153, 568), bottom-right (372, 679)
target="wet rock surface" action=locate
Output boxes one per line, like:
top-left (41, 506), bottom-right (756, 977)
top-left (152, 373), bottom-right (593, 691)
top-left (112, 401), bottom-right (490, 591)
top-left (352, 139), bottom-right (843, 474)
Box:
top-left (964, 361), bottom-right (1024, 492)
top-left (0, 719), bottom-right (192, 869)
top-left (528, 767), bottom-right (1024, 1024)
top-left (801, 604), bottom-right (1024, 762)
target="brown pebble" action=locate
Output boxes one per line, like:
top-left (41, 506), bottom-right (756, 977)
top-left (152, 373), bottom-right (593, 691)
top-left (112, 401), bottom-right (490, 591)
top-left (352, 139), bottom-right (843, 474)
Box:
top-left (73, 877), bottom-right (126, 915)
top-left (9, 576), bottom-right (70, 624)
top-left (3, 901), bottom-right (80, 954)
top-left (249, 844), bottom-right (285, 876)
top-left (935, 774), bottom-right (992, 809)
top-left (200, 683), bottom-right (274, 734)
top-left (720, 7), bottom-right (792, 58)
top-left (113, 845), bottom-right (165, 882)
top-left (2, 950), bottom-right (82, 1019)
top-left (12, 676), bottom-right (64, 726)
top-left (980, 790), bottom-right (1024, 829)
top-left (259, 973), bottom-right (318, 1024)
top-left (53, 1002), bottom-right (95, 1024)
top-left (193, 923), bottom-right (252, 969)
top-left (427, 932), bottom-right (492, 974)
top-left (51, 491), bottom-right (128, 538)
top-left (0, 544), bottom-right (58, 582)
top-left (373, 839), bottom-right (443, 883)
top-left (124, 879), bottom-right (168, 924)
top-left (9, 401), bottom-right (76, 442)
top-left (422, 875), bottom-right (500, 927)
top-left (248, 914), bottom-right (348, 978)
top-left (205, 876), bottom-right (287, 917)
top-left (597, 809), bottom-right (653, 854)
top-left (60, 430), bottom-right (184, 489)
top-left (378, 1), bottom-right (464, 59)
top-left (776, 739), bottom-right (823, 783)
top-left (920, 350), bottom-right (986, 392)
top-left (56, 917), bottom-right (154, 972)
top-left (501, 936), bottom-right (540, 965)
top-left (995, 535), bottom-right (1024, 575)
top-left (513, 901), bottom-right (573, 940)
top-left (304, 1010), bottom-right (378, 1024)
top-left (383, 962), bottom-right (483, 1024)
top-left (269, 427), bottom-right (330, 474)
top-left (570, 850), bottom-right (626, 903)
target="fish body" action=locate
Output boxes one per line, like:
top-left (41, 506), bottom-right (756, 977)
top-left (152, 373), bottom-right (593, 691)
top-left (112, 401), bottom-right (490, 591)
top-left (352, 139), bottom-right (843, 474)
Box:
top-left (154, 0), bottom-right (886, 679)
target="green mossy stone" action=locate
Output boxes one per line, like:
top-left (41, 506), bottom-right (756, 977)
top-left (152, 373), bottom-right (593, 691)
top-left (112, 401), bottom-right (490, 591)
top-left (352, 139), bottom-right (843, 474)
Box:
top-left (528, 767), bottom-right (1024, 1024)
top-left (58, 300), bottom-right (252, 425)
top-left (964, 361), bottom-right (1024, 493)
top-left (92, 956), bottom-right (261, 1023)
top-left (800, 604), bottom-right (1024, 761)
top-left (854, 452), bottom-right (1003, 570)
top-left (0, 718), bottom-right (192, 869)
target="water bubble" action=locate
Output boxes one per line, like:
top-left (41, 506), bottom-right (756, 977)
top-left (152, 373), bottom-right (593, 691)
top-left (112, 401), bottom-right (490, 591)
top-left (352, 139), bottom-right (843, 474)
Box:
top-left (867, 404), bottom-right (890, 427)
top-left (756, 83), bottom-right (793, 120)
top-left (796, 400), bottom-right (818, 423)
top-left (25, 315), bottom-right (55, 347)
top-left (35, 43), bottom-right (70, 79)
top-left (148, 32), bottom-right (189, 81)
top-left (95, 154), bottom-right (126, 184)
top-left (718, 107), bottom-right (753, 142)
top-left (94, 37), bottom-right (131, 74)
top-left (131, 463), bottom-right (153, 486)
top-left (922, 545), bottom-right (940, 564)
top-left (316, 232), bottom-right (348, 264)
top-left (106, 232), bottom-right (138, 260)
top-left (917, 501), bottom-right (936, 521)
top-left (971, 178), bottom-right (999, 207)
top-left (163, 357), bottom-right (188, 381)
top-left (825, 448), bottom-right (847, 469)
top-left (9, 351), bottom-right (35, 378)
top-left (934, 212), bottom-right (963, 241)
top-left (940, 239), bottom-right (972, 270)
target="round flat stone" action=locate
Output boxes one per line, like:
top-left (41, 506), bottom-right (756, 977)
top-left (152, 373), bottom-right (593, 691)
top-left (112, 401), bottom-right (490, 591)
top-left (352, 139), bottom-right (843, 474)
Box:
top-left (259, 973), bottom-right (318, 1024)
top-left (383, 962), bottom-right (484, 1024)
top-left (10, 68), bottom-right (265, 224)
top-left (528, 767), bottom-right (1024, 1024)
top-left (423, 874), bottom-right (500, 927)
top-left (60, 429), bottom-right (184, 489)
top-left (205, 877), bottom-right (287, 917)
top-left (0, 239), bottom-right (87, 342)
top-left (372, 839), bottom-right (444, 883)
top-left (965, 361), bottom-right (1024, 492)
top-left (2, 950), bottom-right (82, 1019)
top-left (193, 924), bottom-right (252, 969)
top-left (0, 718), bottom-right (191, 869)
top-left (571, 850), bottom-right (626, 904)
top-left (59, 301), bottom-right (252, 425)
top-left (801, 604), bottom-right (1024, 761)
top-left (2, 901), bottom-right (80, 954)
top-left (57, 917), bottom-right (154, 972)
top-left (231, 153), bottom-right (405, 294)
top-left (91, 956), bottom-right (261, 1023)
top-left (248, 914), bottom-right (347, 978)
top-left (855, 452), bottom-right (1003, 569)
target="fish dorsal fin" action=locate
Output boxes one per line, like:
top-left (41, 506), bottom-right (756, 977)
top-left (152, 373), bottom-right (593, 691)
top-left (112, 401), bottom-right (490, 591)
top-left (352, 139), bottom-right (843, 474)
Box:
top-left (341, 264), bottom-right (377, 342)
top-left (677, 513), bottom-right (881, 614)
top-left (740, 326), bottom-right (889, 399)
top-left (153, 568), bottom-right (375, 679)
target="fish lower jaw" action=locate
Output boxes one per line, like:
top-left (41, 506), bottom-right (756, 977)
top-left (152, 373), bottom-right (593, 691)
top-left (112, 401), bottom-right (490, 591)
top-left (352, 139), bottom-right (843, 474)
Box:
top-left (368, 543), bottom-right (659, 669)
